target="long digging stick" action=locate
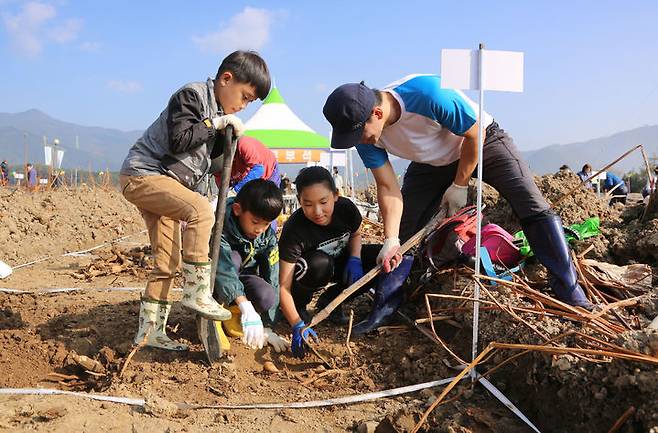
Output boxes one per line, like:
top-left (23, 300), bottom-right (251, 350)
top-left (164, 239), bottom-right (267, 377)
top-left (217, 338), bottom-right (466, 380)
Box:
top-left (554, 144), bottom-right (641, 205)
top-left (309, 210), bottom-right (445, 328)
top-left (639, 145), bottom-right (656, 222)
top-left (639, 145), bottom-right (653, 183)
top-left (210, 126), bottom-right (238, 292)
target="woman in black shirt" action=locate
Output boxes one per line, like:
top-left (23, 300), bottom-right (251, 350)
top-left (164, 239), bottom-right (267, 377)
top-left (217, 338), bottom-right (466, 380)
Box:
top-left (278, 167), bottom-right (378, 358)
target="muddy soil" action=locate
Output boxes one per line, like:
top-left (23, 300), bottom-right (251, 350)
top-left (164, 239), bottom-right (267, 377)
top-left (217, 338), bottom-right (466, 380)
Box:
top-left (0, 264), bottom-right (529, 433)
top-left (0, 187), bottom-right (144, 266)
top-left (0, 187), bottom-right (531, 433)
top-left (1, 177), bottom-right (657, 432)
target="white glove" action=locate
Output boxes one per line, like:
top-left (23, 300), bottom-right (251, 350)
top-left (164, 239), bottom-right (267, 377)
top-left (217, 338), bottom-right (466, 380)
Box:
top-left (439, 182), bottom-right (468, 218)
top-left (264, 327), bottom-right (289, 353)
top-left (376, 237), bottom-right (401, 273)
top-left (211, 114), bottom-right (245, 137)
top-left (238, 301), bottom-right (265, 349)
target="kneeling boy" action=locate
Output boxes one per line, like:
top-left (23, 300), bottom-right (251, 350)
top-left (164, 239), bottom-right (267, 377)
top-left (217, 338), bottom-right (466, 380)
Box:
top-left (214, 179), bottom-right (288, 351)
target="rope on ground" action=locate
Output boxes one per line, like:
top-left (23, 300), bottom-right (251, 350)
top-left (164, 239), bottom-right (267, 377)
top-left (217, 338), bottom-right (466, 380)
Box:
top-left (0, 287), bottom-right (182, 294)
top-left (0, 377), bottom-right (457, 410)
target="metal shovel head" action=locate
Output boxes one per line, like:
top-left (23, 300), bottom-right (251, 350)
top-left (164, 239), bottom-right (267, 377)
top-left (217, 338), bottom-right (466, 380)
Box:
top-left (196, 315), bottom-right (224, 364)
top-left (0, 260), bottom-right (12, 279)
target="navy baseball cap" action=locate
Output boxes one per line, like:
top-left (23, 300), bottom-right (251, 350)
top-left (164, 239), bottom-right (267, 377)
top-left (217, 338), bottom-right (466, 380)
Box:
top-left (323, 82), bottom-right (376, 149)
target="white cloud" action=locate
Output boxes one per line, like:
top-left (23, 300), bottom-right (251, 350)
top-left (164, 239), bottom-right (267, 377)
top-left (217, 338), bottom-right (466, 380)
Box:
top-left (80, 41), bottom-right (100, 52)
top-left (48, 17), bottom-right (82, 43)
top-left (192, 7), bottom-right (279, 54)
top-left (2, 1), bottom-right (83, 57)
top-left (107, 80), bottom-right (143, 94)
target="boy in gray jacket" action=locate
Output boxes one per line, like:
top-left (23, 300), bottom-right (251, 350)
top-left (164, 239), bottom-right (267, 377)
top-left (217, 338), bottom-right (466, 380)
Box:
top-left (120, 50), bottom-right (271, 351)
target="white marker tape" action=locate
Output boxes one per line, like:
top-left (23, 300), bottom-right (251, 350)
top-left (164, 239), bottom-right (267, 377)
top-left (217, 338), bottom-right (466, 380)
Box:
top-left (0, 376), bottom-right (460, 410)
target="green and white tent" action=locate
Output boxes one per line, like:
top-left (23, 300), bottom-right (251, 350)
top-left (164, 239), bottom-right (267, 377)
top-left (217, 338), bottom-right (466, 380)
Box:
top-left (244, 87), bottom-right (329, 162)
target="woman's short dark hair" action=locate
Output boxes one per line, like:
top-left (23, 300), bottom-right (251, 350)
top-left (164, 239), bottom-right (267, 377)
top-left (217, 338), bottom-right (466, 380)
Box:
top-left (235, 179), bottom-right (283, 221)
top-left (216, 50), bottom-right (271, 100)
top-left (582, 164), bottom-right (592, 172)
top-left (294, 166), bottom-right (337, 195)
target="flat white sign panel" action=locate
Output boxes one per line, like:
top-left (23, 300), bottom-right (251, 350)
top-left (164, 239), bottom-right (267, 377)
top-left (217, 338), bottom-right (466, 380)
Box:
top-left (441, 49), bottom-right (524, 92)
top-left (320, 151), bottom-right (347, 167)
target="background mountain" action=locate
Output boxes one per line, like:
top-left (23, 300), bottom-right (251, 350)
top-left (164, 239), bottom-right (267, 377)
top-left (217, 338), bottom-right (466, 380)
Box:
top-left (1, 109), bottom-right (656, 182)
top-left (0, 109), bottom-right (142, 171)
top-left (523, 125), bottom-right (658, 175)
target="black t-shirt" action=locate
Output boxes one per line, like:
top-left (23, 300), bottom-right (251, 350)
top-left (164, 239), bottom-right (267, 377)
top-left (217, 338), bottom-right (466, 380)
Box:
top-left (279, 196), bottom-right (362, 263)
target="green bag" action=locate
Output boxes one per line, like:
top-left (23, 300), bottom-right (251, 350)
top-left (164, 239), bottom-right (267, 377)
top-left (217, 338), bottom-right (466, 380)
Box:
top-left (513, 217), bottom-right (600, 257)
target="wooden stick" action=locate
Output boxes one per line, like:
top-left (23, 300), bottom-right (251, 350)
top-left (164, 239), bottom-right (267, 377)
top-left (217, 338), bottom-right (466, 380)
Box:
top-left (572, 252), bottom-right (600, 304)
top-left (427, 294), bottom-right (585, 321)
top-left (46, 372), bottom-right (81, 381)
top-left (309, 209), bottom-right (446, 328)
top-left (490, 342), bottom-right (658, 365)
top-left (424, 294), bottom-right (467, 365)
top-left (345, 309), bottom-right (354, 357)
top-left (577, 244), bottom-right (594, 258)
top-left (412, 344), bottom-right (496, 433)
top-left (483, 275), bottom-right (626, 335)
top-left (554, 144), bottom-right (641, 205)
top-left (302, 334), bottom-right (332, 369)
top-left (477, 281), bottom-right (549, 342)
top-left (607, 406), bottom-right (636, 433)
top-left (641, 143), bottom-right (657, 221)
top-left (119, 326), bottom-right (151, 378)
top-left (574, 332), bottom-right (641, 356)
top-left (414, 315), bottom-right (453, 324)
top-left (591, 296), bottom-right (642, 319)
top-left (426, 293), bottom-right (498, 306)
top-left (481, 331), bottom-right (576, 379)
top-left (210, 128), bottom-right (238, 293)
top-left (639, 145), bottom-right (653, 180)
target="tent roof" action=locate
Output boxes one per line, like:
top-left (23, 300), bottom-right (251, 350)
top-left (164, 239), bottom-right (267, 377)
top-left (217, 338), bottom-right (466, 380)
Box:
top-left (244, 87), bottom-right (329, 150)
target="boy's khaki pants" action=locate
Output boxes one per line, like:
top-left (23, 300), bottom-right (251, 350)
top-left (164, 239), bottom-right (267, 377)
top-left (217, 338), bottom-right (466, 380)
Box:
top-left (120, 175), bottom-right (214, 301)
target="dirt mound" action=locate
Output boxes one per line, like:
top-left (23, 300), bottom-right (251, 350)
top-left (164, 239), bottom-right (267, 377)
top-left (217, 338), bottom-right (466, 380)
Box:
top-left (466, 170), bottom-right (658, 264)
top-left (0, 187), bottom-right (143, 266)
top-left (474, 170), bottom-right (617, 232)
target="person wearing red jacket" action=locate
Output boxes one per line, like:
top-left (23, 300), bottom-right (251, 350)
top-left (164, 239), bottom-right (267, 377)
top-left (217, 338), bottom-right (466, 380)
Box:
top-left (215, 135), bottom-right (280, 192)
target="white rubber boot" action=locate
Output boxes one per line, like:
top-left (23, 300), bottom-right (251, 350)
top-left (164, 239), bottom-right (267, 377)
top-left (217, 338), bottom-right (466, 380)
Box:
top-left (180, 261), bottom-right (231, 321)
top-left (135, 298), bottom-right (188, 351)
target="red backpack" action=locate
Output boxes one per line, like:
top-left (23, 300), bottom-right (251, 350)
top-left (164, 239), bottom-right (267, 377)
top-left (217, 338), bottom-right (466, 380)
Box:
top-left (421, 206), bottom-right (478, 270)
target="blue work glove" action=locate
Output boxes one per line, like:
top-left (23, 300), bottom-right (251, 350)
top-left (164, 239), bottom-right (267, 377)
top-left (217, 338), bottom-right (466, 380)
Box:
top-left (291, 320), bottom-right (319, 358)
top-left (343, 256), bottom-right (364, 286)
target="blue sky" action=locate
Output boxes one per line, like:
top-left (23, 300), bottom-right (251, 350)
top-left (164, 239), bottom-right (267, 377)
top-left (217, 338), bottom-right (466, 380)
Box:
top-left (1, 0), bottom-right (657, 152)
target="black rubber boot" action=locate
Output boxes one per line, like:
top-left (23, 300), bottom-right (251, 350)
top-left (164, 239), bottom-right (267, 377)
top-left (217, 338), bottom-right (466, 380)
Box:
top-left (521, 212), bottom-right (593, 309)
top-left (353, 255), bottom-right (414, 335)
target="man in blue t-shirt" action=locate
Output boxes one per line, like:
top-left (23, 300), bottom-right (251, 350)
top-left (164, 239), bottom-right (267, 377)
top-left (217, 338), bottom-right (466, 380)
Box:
top-left (603, 172), bottom-right (628, 205)
top-left (323, 75), bottom-right (593, 333)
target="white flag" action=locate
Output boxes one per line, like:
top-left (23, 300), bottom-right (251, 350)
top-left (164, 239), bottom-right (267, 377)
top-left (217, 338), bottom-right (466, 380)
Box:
top-left (44, 145), bottom-right (53, 166)
top-left (56, 149), bottom-right (65, 169)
